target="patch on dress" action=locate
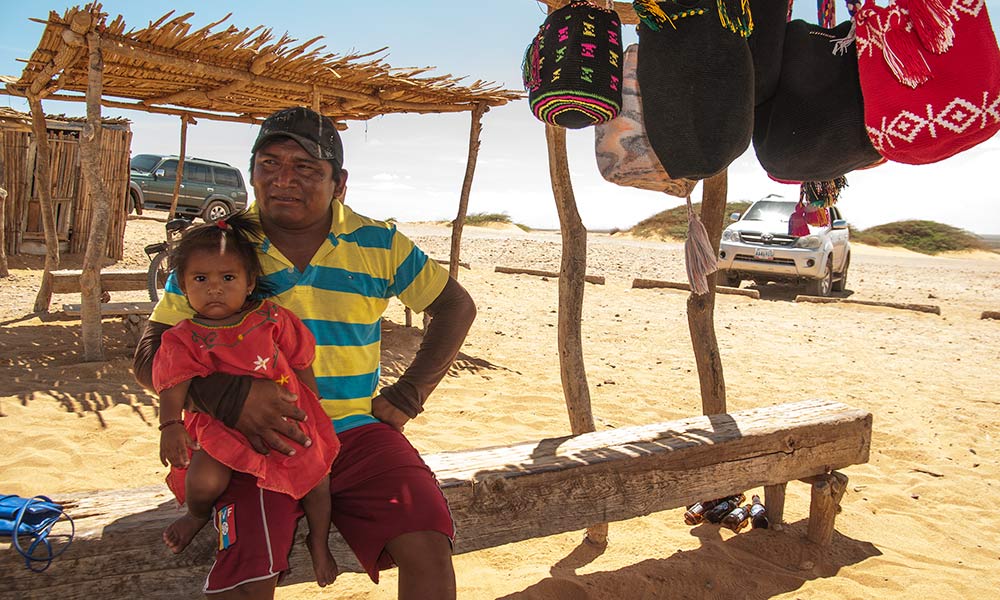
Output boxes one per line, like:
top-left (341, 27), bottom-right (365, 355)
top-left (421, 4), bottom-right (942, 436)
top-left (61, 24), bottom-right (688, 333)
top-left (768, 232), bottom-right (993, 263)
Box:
top-left (215, 503), bottom-right (237, 550)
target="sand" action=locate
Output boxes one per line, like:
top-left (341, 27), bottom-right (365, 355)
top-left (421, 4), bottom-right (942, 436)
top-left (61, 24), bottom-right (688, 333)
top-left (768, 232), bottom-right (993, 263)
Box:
top-left (2, 214), bottom-right (1000, 599)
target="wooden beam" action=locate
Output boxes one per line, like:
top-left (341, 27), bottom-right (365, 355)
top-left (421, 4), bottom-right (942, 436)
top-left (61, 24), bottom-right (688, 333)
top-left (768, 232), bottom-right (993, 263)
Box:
top-left (168, 116), bottom-right (189, 219)
top-left (142, 80), bottom-right (248, 107)
top-left (982, 311), bottom-right (1000, 320)
top-left (61, 302), bottom-right (156, 317)
top-left (806, 471), bottom-right (849, 546)
top-left (496, 266), bottom-right (605, 285)
top-left (27, 95), bottom-right (59, 313)
top-left (27, 11), bottom-right (91, 97)
top-left (0, 399), bottom-right (872, 598)
top-left (538, 1), bottom-right (641, 25)
top-left (632, 278), bottom-right (759, 298)
top-left (50, 269), bottom-right (149, 294)
top-left (794, 295), bottom-right (941, 315)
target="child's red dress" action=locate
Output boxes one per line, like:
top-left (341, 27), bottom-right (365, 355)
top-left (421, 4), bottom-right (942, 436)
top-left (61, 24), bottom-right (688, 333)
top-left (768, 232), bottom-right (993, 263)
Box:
top-left (153, 300), bottom-right (339, 504)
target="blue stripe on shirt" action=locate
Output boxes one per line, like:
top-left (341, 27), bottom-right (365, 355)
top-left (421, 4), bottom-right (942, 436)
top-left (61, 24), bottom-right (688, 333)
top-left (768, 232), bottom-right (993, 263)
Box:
top-left (302, 318), bottom-right (380, 347)
top-left (338, 225), bottom-right (394, 249)
top-left (316, 371), bottom-right (381, 400)
top-left (332, 414), bottom-right (379, 434)
top-left (302, 265), bottom-right (388, 297)
top-left (386, 246), bottom-right (429, 298)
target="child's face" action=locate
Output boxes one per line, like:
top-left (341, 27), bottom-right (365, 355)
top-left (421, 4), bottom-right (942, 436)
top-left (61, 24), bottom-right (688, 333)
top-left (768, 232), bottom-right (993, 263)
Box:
top-left (179, 248), bottom-right (255, 321)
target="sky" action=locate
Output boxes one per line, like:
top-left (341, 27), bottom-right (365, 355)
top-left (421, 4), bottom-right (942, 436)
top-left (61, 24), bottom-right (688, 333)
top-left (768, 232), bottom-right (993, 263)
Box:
top-left (1, 0), bottom-right (998, 234)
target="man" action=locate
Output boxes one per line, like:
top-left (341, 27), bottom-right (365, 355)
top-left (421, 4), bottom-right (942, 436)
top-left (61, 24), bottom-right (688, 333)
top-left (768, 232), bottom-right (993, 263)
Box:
top-left (134, 106), bottom-right (475, 599)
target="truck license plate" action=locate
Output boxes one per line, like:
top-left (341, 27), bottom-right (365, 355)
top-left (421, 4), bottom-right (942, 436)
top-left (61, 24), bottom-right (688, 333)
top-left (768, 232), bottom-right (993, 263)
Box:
top-left (754, 248), bottom-right (774, 260)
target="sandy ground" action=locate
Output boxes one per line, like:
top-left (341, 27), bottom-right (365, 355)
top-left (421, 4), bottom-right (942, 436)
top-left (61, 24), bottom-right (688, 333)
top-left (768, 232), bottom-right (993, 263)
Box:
top-left (2, 214), bottom-right (1000, 599)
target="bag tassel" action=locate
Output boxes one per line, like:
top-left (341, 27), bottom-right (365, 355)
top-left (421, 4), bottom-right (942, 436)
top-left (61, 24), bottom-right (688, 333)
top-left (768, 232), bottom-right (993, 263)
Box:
top-left (717, 0), bottom-right (754, 37)
top-left (831, 20), bottom-right (857, 55)
top-left (800, 176), bottom-right (848, 208)
top-left (684, 195), bottom-right (718, 296)
top-left (880, 12), bottom-right (933, 88)
top-left (902, 0), bottom-right (955, 53)
top-left (521, 27), bottom-right (544, 91)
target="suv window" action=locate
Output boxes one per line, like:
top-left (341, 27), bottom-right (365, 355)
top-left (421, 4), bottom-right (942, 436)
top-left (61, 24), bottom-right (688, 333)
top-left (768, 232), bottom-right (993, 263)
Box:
top-left (158, 159), bottom-right (178, 179)
top-left (130, 154), bottom-right (160, 173)
top-left (185, 162), bottom-right (212, 183)
top-left (213, 167), bottom-right (241, 188)
top-left (743, 200), bottom-right (796, 222)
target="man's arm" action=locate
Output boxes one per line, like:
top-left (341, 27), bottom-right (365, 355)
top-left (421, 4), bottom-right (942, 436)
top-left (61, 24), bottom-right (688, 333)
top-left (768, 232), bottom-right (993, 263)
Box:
top-left (133, 320), bottom-right (309, 454)
top-left (375, 277), bottom-right (476, 427)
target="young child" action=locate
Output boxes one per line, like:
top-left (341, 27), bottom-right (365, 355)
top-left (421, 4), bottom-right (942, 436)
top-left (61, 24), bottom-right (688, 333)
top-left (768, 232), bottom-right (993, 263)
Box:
top-left (153, 212), bottom-right (340, 587)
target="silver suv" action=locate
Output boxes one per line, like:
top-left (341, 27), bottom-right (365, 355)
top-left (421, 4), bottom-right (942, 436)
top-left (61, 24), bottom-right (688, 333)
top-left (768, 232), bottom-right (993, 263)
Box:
top-left (128, 154), bottom-right (248, 221)
top-left (717, 197), bottom-right (850, 296)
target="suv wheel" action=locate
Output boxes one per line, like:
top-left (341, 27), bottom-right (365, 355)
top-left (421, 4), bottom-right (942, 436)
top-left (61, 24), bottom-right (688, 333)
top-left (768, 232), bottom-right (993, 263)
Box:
top-left (128, 190), bottom-right (142, 215)
top-left (203, 200), bottom-right (231, 222)
top-left (832, 253), bottom-right (849, 293)
top-left (719, 270), bottom-right (741, 288)
top-left (806, 257), bottom-right (833, 297)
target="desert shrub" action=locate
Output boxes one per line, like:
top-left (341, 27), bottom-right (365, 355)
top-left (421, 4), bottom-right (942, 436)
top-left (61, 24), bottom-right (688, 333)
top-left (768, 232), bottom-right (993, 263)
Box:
top-left (629, 201), bottom-right (752, 240)
top-left (853, 220), bottom-right (990, 254)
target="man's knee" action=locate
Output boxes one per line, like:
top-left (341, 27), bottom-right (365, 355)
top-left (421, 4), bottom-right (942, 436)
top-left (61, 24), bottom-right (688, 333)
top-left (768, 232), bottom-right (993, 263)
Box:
top-left (385, 530), bottom-right (454, 572)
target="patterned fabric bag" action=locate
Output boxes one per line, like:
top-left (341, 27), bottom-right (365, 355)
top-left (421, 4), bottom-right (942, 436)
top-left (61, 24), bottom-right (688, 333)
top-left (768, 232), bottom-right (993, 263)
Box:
top-left (634, 0), bottom-right (755, 180)
top-left (752, 17), bottom-right (882, 181)
top-left (523, 1), bottom-right (624, 129)
top-left (594, 45), bottom-right (697, 197)
top-left (854, 0), bottom-right (1000, 164)
top-left (748, 0), bottom-right (796, 105)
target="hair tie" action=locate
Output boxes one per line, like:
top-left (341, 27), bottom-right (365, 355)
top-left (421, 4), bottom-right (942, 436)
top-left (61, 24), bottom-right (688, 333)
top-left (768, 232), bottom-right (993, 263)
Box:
top-left (216, 219), bottom-right (229, 230)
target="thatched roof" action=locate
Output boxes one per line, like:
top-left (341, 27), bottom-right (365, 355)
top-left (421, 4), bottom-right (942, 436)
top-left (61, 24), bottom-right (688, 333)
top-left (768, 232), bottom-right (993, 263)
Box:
top-left (2, 4), bottom-right (522, 126)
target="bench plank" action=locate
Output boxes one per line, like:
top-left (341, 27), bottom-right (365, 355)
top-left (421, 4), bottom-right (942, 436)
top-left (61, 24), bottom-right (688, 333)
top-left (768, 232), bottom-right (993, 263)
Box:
top-left (62, 302), bottom-right (157, 317)
top-left (0, 398), bottom-right (871, 599)
top-left (51, 269), bottom-right (149, 294)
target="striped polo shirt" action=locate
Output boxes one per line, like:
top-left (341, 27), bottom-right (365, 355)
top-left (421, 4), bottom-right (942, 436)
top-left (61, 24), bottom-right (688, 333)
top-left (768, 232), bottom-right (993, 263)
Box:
top-left (150, 200), bottom-right (449, 433)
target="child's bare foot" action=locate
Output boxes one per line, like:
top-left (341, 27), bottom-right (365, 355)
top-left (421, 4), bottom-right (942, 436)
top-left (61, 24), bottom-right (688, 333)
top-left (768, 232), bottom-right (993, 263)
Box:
top-left (163, 513), bottom-right (209, 554)
top-left (307, 530), bottom-right (338, 587)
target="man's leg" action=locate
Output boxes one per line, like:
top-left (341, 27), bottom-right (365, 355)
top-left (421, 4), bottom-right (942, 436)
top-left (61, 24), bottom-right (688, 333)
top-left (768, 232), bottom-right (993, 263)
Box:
top-left (384, 530), bottom-right (456, 600)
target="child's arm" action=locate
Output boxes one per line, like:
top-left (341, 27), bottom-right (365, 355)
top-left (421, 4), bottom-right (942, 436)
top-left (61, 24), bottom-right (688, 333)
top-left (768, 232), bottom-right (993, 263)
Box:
top-left (159, 380), bottom-right (199, 468)
top-left (294, 366), bottom-right (321, 399)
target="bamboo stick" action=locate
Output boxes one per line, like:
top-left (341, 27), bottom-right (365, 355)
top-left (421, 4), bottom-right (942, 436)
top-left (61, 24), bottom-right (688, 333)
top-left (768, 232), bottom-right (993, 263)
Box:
top-left (169, 115), bottom-right (189, 219)
top-left (449, 103), bottom-right (487, 280)
top-left (27, 95), bottom-right (59, 312)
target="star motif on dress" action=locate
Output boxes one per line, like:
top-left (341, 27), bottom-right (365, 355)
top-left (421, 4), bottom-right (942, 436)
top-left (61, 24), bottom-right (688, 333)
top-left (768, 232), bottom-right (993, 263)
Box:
top-left (275, 374), bottom-right (290, 386)
top-left (253, 355), bottom-right (270, 371)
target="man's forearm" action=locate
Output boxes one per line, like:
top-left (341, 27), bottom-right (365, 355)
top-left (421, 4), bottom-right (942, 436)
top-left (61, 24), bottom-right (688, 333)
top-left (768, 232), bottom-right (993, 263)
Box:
top-left (133, 320), bottom-right (252, 427)
top-left (380, 277), bottom-right (476, 418)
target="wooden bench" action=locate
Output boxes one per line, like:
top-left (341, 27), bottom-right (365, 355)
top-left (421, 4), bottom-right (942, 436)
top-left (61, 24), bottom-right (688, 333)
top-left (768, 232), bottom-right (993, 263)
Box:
top-left (0, 398), bottom-right (871, 599)
top-left (61, 302), bottom-right (156, 346)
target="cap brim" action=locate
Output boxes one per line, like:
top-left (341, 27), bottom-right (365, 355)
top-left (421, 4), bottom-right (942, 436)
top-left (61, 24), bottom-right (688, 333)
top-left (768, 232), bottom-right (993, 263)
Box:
top-left (252, 132), bottom-right (325, 160)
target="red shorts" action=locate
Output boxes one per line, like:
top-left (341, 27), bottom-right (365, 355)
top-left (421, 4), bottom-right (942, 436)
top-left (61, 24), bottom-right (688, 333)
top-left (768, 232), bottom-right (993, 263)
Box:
top-left (204, 422), bottom-right (454, 592)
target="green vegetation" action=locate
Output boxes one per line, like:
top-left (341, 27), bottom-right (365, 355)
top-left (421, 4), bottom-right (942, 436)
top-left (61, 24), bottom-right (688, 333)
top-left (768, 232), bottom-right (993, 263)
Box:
top-left (851, 220), bottom-right (991, 255)
top-left (465, 212), bottom-right (512, 225)
top-left (629, 201), bottom-right (753, 240)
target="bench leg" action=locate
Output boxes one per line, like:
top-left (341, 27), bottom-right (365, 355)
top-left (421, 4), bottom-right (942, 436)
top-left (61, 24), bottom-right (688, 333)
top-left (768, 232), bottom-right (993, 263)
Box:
top-left (806, 471), bottom-right (848, 546)
top-left (405, 307), bottom-right (412, 328)
top-left (764, 483), bottom-right (786, 530)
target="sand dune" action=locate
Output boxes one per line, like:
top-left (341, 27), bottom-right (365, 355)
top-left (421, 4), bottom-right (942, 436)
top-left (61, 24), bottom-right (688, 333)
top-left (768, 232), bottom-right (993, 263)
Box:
top-left (2, 216), bottom-right (999, 598)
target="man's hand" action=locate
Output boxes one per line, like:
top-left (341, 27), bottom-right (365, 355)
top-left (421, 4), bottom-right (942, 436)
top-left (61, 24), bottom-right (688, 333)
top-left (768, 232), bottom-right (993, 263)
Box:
top-left (236, 379), bottom-right (310, 455)
top-left (372, 395), bottom-right (410, 432)
top-left (160, 425), bottom-right (198, 468)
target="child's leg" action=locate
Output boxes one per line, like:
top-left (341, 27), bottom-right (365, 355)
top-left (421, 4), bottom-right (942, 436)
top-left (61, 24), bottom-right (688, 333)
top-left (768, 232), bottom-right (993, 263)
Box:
top-left (163, 449), bottom-right (232, 554)
top-left (301, 474), bottom-right (338, 587)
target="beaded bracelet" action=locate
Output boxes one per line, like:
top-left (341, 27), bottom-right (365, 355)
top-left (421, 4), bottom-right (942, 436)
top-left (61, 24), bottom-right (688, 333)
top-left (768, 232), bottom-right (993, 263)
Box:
top-left (158, 418), bottom-right (184, 431)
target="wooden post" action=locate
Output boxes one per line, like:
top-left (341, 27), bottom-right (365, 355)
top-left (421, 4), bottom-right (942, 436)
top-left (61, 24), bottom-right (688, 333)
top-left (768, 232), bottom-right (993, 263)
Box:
top-left (806, 471), bottom-right (849, 546)
top-left (27, 95), bottom-right (59, 313)
top-left (168, 115), bottom-right (189, 219)
top-left (449, 103), bottom-right (488, 280)
top-left (544, 123), bottom-right (606, 545)
top-left (0, 185), bottom-right (8, 278)
top-left (686, 170), bottom-right (728, 415)
top-left (78, 30), bottom-right (113, 361)
top-left (763, 483), bottom-right (786, 530)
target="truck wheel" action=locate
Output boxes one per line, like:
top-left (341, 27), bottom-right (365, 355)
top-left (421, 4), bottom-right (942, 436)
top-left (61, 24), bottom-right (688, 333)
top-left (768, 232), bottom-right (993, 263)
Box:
top-left (832, 254), bottom-right (849, 292)
top-left (806, 257), bottom-right (833, 297)
top-left (129, 190), bottom-right (142, 215)
top-left (719, 270), bottom-right (741, 288)
top-left (202, 200), bottom-right (230, 222)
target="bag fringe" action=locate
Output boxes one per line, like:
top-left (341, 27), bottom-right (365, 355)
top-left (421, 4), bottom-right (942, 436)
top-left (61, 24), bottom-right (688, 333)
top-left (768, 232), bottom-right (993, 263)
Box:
top-left (904, 0), bottom-right (955, 53)
top-left (881, 12), bottom-right (933, 88)
top-left (717, 0), bottom-right (754, 37)
top-left (684, 195), bottom-right (718, 296)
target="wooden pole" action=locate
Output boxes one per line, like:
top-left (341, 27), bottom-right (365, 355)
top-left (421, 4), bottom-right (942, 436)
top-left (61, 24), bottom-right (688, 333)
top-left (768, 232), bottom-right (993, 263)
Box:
top-left (168, 115), bottom-right (189, 219)
top-left (544, 123), bottom-right (606, 546)
top-left (27, 95), bottom-right (59, 313)
top-left (449, 103), bottom-right (488, 280)
top-left (79, 30), bottom-right (113, 361)
top-left (806, 471), bottom-right (849, 546)
top-left (0, 185), bottom-right (8, 278)
top-left (686, 170), bottom-right (729, 415)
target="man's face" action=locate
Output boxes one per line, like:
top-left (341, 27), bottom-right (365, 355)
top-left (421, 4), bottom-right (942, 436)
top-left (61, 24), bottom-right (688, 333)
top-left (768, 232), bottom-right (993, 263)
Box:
top-left (251, 138), bottom-right (345, 231)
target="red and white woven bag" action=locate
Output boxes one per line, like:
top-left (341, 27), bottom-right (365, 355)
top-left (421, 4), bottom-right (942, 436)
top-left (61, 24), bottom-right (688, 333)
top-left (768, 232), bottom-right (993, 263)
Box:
top-left (854, 0), bottom-right (1000, 164)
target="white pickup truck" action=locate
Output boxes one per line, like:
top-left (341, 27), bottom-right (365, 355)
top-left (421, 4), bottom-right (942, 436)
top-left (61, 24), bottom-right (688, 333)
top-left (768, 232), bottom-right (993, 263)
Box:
top-left (716, 197), bottom-right (850, 296)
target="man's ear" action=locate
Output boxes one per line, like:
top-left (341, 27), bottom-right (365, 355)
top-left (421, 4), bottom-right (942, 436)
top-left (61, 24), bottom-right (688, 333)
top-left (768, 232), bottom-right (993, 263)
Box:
top-left (334, 168), bottom-right (349, 201)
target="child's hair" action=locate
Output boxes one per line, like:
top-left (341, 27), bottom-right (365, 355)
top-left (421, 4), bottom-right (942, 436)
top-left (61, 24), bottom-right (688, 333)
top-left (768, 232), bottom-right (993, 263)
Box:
top-left (170, 210), bottom-right (275, 300)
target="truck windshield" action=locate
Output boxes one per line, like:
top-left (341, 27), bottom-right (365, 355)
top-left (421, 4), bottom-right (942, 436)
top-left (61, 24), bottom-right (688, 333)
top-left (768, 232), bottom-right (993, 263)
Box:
top-left (130, 154), bottom-right (160, 174)
top-left (743, 201), bottom-right (797, 223)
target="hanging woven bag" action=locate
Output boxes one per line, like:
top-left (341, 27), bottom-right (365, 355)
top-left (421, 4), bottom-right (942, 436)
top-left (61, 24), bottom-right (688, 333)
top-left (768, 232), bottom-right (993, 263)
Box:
top-left (634, 0), bottom-right (756, 180)
top-left (747, 0), bottom-right (796, 105)
top-left (522, 0), bottom-right (624, 129)
top-left (594, 44), bottom-right (697, 197)
top-left (854, 0), bottom-right (1000, 164)
top-left (752, 16), bottom-right (883, 182)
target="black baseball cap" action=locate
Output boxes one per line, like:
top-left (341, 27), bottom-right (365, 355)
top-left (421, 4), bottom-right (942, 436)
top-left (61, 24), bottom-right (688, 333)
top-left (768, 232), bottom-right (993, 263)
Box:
top-left (252, 106), bottom-right (344, 171)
